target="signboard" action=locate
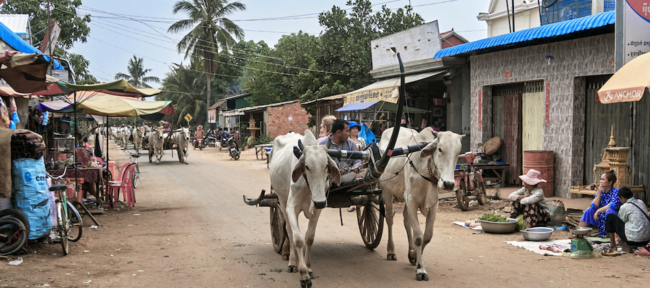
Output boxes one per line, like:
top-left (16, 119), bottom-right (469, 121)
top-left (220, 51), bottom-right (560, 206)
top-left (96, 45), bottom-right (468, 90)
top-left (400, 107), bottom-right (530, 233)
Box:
top-left (184, 113), bottom-right (193, 122)
top-left (208, 109), bottom-right (216, 123)
top-left (40, 20), bottom-right (61, 55)
top-left (370, 21), bottom-right (441, 71)
top-left (344, 87), bottom-right (398, 106)
top-left (615, 0), bottom-right (650, 69)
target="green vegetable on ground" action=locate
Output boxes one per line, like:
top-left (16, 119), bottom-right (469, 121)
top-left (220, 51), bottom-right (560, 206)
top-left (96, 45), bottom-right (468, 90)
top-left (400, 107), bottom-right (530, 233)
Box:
top-left (479, 214), bottom-right (508, 223)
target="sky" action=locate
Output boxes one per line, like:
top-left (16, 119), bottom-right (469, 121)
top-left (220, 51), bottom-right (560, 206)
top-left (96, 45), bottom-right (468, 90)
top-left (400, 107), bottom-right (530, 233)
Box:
top-left (70, 0), bottom-right (490, 88)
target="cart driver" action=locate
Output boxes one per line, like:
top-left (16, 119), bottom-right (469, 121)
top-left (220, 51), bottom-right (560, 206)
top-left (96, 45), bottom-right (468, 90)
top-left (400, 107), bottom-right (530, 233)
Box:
top-left (318, 119), bottom-right (366, 183)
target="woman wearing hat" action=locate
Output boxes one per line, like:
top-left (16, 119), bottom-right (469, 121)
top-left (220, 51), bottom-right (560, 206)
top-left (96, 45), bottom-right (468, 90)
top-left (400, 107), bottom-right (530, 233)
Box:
top-left (509, 169), bottom-right (550, 229)
top-left (348, 121), bottom-right (365, 150)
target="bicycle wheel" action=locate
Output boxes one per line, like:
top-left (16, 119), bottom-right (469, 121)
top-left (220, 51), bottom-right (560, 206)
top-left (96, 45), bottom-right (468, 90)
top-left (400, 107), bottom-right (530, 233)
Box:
top-left (57, 202), bottom-right (69, 256)
top-left (0, 218), bottom-right (27, 256)
top-left (0, 209), bottom-right (30, 240)
top-left (66, 201), bottom-right (83, 242)
top-left (132, 163), bottom-right (140, 189)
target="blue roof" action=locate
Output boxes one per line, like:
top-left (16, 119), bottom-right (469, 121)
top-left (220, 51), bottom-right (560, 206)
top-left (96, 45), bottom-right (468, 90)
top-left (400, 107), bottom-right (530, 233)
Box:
top-left (0, 21), bottom-right (63, 70)
top-left (336, 101), bottom-right (379, 112)
top-left (434, 11), bottom-right (615, 59)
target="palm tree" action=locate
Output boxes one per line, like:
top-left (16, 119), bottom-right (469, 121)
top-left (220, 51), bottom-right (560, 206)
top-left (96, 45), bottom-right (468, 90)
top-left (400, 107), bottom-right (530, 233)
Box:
top-left (168, 0), bottom-right (245, 126)
top-left (114, 56), bottom-right (161, 88)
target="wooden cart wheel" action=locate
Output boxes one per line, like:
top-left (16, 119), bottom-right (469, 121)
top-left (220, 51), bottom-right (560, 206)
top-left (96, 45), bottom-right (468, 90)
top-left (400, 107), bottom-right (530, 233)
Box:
top-left (356, 195), bottom-right (384, 250)
top-left (270, 203), bottom-right (286, 254)
top-left (477, 181), bottom-right (487, 205)
top-left (456, 179), bottom-right (470, 211)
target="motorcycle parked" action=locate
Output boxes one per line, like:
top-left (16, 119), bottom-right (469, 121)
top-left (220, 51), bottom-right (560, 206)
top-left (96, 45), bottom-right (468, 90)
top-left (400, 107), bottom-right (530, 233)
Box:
top-left (227, 136), bottom-right (240, 160)
top-left (205, 129), bottom-right (217, 147)
top-left (217, 133), bottom-right (230, 150)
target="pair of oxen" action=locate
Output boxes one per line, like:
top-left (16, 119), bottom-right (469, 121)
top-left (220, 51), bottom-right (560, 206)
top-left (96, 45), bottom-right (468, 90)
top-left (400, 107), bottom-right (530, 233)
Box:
top-left (269, 127), bottom-right (464, 287)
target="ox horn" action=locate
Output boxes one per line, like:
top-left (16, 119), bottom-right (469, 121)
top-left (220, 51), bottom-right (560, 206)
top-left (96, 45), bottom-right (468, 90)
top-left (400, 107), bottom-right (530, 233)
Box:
top-left (432, 130), bottom-right (438, 138)
top-left (298, 139), bottom-right (305, 151)
top-left (243, 189), bottom-right (266, 206)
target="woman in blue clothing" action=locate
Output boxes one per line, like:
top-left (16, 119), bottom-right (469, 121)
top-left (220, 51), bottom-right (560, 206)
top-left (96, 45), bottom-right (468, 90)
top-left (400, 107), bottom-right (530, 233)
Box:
top-left (580, 170), bottom-right (621, 237)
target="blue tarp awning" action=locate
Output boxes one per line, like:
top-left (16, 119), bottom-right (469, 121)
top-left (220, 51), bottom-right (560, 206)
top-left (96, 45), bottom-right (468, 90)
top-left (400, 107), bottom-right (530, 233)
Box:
top-left (0, 21), bottom-right (63, 70)
top-left (434, 10), bottom-right (615, 59)
top-left (336, 101), bottom-right (379, 112)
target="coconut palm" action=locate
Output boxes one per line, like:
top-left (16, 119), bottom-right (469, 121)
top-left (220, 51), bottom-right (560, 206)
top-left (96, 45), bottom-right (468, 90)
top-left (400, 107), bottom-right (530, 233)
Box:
top-left (168, 0), bottom-right (245, 125)
top-left (114, 56), bottom-right (161, 88)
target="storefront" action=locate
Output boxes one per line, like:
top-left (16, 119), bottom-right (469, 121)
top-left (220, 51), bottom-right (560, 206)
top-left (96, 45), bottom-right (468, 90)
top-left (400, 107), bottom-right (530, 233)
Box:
top-left (432, 11), bottom-right (649, 198)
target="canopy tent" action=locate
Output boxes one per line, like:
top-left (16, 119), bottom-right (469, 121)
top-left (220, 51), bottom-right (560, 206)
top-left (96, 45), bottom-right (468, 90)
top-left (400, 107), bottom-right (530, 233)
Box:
top-left (65, 90), bottom-right (142, 102)
top-left (77, 95), bottom-right (175, 117)
top-left (0, 85), bottom-right (29, 97)
top-left (598, 52), bottom-right (650, 104)
top-left (31, 79), bottom-right (161, 97)
top-left (0, 51), bottom-right (62, 93)
top-left (36, 100), bottom-right (75, 113)
top-left (336, 100), bottom-right (428, 113)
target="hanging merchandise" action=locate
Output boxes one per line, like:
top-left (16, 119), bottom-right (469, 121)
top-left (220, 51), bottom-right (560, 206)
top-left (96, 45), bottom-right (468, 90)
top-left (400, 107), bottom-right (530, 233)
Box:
top-left (11, 157), bottom-right (52, 240)
top-left (359, 123), bottom-right (377, 145)
top-left (0, 97), bottom-right (9, 128)
top-left (9, 98), bottom-right (19, 129)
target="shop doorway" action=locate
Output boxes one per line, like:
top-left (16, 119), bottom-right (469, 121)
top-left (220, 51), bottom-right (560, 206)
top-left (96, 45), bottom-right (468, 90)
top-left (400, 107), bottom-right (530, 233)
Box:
top-left (583, 74), bottom-right (632, 185)
top-left (492, 83), bottom-right (523, 186)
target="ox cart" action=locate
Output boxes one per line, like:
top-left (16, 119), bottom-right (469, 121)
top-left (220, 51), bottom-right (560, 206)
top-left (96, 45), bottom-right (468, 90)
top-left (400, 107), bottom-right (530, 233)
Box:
top-left (242, 54), bottom-right (432, 253)
top-left (148, 128), bottom-right (190, 164)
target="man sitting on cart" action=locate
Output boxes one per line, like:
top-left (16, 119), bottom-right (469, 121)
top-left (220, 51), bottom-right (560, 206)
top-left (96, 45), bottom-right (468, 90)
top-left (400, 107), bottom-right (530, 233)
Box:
top-left (318, 119), bottom-right (366, 182)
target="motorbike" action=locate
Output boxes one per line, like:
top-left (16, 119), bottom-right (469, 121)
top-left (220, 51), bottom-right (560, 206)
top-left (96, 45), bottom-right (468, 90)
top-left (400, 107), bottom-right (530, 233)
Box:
top-left (205, 129), bottom-right (217, 147)
top-left (217, 133), bottom-right (230, 150)
top-left (227, 136), bottom-right (240, 160)
top-left (454, 151), bottom-right (488, 211)
top-left (192, 135), bottom-right (207, 150)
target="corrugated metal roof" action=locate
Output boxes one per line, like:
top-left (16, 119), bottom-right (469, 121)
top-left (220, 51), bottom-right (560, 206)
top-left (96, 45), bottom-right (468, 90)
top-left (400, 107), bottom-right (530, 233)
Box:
top-left (0, 14), bottom-right (29, 35)
top-left (434, 11), bottom-right (615, 59)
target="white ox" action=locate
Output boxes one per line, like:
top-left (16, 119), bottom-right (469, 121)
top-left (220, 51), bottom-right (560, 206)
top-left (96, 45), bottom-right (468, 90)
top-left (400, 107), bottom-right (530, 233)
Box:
top-left (171, 127), bottom-right (190, 164)
top-left (379, 127), bottom-right (464, 281)
top-left (269, 130), bottom-right (340, 288)
top-left (148, 126), bottom-right (165, 164)
top-left (121, 128), bottom-right (131, 149)
top-left (132, 126), bottom-right (145, 154)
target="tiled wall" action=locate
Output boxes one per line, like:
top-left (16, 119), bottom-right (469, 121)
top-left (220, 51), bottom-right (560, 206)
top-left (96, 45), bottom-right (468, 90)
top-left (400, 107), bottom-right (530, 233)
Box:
top-left (469, 34), bottom-right (615, 197)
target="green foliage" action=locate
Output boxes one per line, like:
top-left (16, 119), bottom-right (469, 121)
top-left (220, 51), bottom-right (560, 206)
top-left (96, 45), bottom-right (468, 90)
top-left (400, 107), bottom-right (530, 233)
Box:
top-left (114, 56), bottom-right (160, 88)
top-left (240, 0), bottom-right (423, 115)
top-left (244, 135), bottom-right (273, 146)
top-left (168, 0), bottom-right (246, 75)
top-left (65, 52), bottom-right (98, 85)
top-left (0, 0), bottom-right (91, 50)
top-left (478, 214), bottom-right (508, 223)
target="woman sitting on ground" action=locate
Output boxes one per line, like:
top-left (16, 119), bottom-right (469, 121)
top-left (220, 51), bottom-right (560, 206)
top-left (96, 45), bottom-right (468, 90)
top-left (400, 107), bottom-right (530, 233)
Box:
top-left (604, 186), bottom-right (650, 255)
top-left (509, 169), bottom-right (550, 229)
top-left (580, 170), bottom-right (621, 238)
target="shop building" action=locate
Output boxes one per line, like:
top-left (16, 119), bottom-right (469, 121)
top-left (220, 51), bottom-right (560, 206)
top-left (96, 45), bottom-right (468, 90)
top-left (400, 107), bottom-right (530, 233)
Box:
top-left (434, 11), bottom-right (650, 200)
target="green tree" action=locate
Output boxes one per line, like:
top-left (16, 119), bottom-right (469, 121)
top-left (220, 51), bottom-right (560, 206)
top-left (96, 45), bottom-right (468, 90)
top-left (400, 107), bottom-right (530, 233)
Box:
top-left (114, 56), bottom-right (160, 88)
top-left (168, 0), bottom-right (246, 125)
top-left (65, 52), bottom-right (98, 84)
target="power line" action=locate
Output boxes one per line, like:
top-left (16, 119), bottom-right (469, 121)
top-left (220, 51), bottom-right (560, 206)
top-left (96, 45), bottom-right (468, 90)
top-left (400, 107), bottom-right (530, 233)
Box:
top-left (88, 14), bottom-right (348, 76)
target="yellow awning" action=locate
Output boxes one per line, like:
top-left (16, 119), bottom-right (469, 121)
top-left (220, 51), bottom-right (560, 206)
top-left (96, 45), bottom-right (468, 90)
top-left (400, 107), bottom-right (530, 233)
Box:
top-left (598, 52), bottom-right (650, 104)
top-left (78, 95), bottom-right (174, 117)
top-left (344, 71), bottom-right (446, 105)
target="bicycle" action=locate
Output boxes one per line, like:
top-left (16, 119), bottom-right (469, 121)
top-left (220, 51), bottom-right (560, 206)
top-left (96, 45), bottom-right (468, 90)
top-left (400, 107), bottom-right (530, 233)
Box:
top-left (46, 166), bottom-right (83, 256)
top-left (129, 153), bottom-right (141, 189)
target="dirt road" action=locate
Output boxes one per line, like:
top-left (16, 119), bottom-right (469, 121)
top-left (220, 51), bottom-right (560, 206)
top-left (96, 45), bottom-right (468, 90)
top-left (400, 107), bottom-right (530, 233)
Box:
top-left (2, 143), bottom-right (649, 287)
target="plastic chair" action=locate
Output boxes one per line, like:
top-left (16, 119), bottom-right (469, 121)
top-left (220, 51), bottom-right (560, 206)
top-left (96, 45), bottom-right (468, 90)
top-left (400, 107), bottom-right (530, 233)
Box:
top-left (106, 163), bottom-right (132, 206)
top-left (108, 164), bottom-right (136, 208)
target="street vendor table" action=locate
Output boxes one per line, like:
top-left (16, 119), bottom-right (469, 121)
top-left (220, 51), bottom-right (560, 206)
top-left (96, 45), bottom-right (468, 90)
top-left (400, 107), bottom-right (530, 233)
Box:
top-left (254, 144), bottom-right (273, 160)
top-left (47, 167), bottom-right (103, 202)
top-left (459, 163), bottom-right (510, 185)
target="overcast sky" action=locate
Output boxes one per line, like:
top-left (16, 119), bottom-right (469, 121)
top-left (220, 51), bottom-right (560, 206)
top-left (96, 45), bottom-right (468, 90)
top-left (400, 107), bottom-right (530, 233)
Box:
top-left (70, 0), bottom-right (489, 88)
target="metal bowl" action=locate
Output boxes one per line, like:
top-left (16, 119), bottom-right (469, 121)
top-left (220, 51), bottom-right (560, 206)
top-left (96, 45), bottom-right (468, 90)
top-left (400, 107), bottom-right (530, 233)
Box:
top-left (521, 227), bottom-right (554, 241)
top-left (479, 218), bottom-right (518, 234)
top-left (570, 227), bottom-right (592, 236)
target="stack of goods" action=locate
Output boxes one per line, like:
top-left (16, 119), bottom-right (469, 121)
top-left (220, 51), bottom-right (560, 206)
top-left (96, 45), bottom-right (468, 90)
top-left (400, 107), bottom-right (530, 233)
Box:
top-left (9, 130), bottom-right (52, 240)
top-left (10, 130), bottom-right (45, 160)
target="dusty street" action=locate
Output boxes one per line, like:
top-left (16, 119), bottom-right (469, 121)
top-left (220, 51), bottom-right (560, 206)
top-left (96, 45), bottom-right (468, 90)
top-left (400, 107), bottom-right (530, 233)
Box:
top-left (2, 142), bottom-right (650, 288)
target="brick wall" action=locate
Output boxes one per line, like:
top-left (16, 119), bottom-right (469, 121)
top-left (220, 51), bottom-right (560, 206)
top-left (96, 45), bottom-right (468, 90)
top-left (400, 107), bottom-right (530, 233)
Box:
top-left (267, 102), bottom-right (311, 138)
top-left (470, 33), bottom-right (615, 197)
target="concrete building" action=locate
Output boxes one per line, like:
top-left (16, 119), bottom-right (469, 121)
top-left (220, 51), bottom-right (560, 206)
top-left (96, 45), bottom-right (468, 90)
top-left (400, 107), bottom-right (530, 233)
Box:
top-left (477, 0), bottom-right (541, 37)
